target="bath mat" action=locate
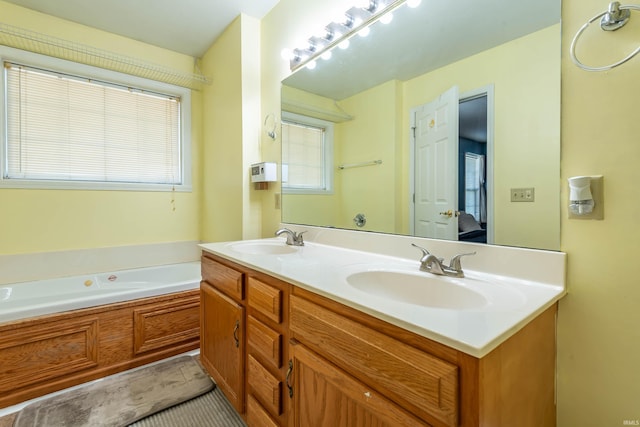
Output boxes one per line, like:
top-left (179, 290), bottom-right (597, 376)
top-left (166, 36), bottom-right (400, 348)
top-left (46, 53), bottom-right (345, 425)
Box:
top-left (129, 387), bottom-right (246, 427)
top-left (13, 356), bottom-right (215, 427)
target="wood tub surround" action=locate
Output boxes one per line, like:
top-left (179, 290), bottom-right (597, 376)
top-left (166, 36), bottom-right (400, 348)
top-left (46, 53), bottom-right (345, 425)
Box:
top-left (201, 252), bottom-right (558, 427)
top-left (0, 290), bottom-right (200, 409)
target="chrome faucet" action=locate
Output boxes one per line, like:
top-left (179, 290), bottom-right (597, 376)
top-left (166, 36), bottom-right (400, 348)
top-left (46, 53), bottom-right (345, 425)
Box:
top-left (275, 228), bottom-right (305, 246)
top-left (411, 243), bottom-right (475, 278)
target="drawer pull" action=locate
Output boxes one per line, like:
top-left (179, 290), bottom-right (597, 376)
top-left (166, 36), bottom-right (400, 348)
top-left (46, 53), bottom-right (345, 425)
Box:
top-left (233, 320), bottom-right (240, 348)
top-left (286, 359), bottom-right (294, 398)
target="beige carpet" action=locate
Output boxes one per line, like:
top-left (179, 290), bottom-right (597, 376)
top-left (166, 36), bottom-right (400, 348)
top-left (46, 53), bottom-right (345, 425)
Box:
top-left (13, 356), bottom-right (215, 427)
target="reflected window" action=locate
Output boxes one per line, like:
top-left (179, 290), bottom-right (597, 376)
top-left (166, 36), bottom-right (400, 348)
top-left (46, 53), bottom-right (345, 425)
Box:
top-left (281, 112), bottom-right (333, 194)
top-left (464, 153), bottom-right (486, 223)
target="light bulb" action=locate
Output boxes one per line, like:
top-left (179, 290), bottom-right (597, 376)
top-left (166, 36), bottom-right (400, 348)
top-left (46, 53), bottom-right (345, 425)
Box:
top-left (407, 0), bottom-right (422, 8)
top-left (306, 60), bottom-right (317, 70)
top-left (358, 27), bottom-right (370, 37)
top-left (280, 48), bottom-right (294, 61)
top-left (380, 12), bottom-right (393, 24)
top-left (353, 0), bottom-right (369, 9)
top-left (321, 50), bottom-right (332, 60)
top-left (338, 39), bottom-right (350, 50)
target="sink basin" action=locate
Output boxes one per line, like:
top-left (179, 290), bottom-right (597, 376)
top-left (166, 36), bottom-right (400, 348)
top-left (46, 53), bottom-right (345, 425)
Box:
top-left (229, 241), bottom-right (298, 255)
top-left (346, 270), bottom-right (488, 309)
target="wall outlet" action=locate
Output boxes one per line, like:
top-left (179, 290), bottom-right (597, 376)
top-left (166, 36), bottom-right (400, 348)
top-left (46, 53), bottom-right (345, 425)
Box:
top-left (511, 187), bottom-right (535, 202)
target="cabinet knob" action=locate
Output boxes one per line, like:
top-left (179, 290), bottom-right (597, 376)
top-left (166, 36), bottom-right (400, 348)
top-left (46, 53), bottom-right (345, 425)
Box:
top-left (364, 391), bottom-right (371, 398)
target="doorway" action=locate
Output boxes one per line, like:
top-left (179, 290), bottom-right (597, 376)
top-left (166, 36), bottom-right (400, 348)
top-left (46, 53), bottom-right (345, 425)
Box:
top-left (409, 85), bottom-right (494, 243)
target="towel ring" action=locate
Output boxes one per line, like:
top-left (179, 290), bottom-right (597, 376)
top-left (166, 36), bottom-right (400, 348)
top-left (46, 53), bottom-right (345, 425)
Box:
top-left (570, 2), bottom-right (640, 71)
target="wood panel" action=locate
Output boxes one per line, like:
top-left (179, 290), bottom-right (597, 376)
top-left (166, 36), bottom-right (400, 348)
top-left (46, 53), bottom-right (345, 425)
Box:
top-left (248, 315), bottom-right (282, 369)
top-left (248, 354), bottom-right (282, 417)
top-left (0, 290), bottom-right (200, 409)
top-left (133, 294), bottom-right (200, 355)
top-left (202, 255), bottom-right (244, 301)
top-left (477, 305), bottom-right (557, 427)
top-left (0, 317), bottom-right (98, 394)
top-left (200, 282), bottom-right (245, 413)
top-left (248, 277), bottom-right (282, 324)
top-left (290, 294), bottom-right (458, 427)
top-left (290, 342), bottom-right (430, 427)
top-left (247, 395), bottom-right (279, 427)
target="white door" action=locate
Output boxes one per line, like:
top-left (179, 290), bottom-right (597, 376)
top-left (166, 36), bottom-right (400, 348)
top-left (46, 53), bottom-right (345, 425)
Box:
top-left (413, 86), bottom-right (459, 240)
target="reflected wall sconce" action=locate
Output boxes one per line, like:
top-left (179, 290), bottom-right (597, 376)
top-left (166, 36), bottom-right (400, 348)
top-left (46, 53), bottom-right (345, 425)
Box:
top-left (282, 0), bottom-right (422, 72)
top-left (264, 113), bottom-right (278, 140)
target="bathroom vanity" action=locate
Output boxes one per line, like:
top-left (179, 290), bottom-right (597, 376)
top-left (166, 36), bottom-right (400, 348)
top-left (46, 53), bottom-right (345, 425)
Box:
top-left (200, 231), bottom-right (565, 427)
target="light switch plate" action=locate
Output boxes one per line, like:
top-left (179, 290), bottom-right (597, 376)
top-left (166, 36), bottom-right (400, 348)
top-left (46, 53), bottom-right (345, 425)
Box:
top-left (511, 187), bottom-right (535, 202)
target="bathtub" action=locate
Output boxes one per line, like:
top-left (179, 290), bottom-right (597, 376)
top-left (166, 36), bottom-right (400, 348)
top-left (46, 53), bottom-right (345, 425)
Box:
top-left (0, 261), bottom-right (201, 324)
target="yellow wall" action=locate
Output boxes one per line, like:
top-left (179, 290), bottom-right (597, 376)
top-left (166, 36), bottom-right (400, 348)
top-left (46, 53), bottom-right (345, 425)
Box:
top-left (402, 25), bottom-right (561, 249)
top-left (200, 14), bottom-right (263, 243)
top-left (0, 1), bottom-right (201, 255)
top-left (335, 80), bottom-right (402, 232)
top-left (558, 0), bottom-right (640, 425)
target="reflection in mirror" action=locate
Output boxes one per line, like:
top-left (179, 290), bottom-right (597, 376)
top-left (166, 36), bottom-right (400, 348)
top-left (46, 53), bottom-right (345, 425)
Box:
top-left (281, 0), bottom-right (561, 251)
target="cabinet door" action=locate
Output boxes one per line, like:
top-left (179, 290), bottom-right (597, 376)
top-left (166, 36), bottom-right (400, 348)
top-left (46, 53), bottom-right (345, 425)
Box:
top-left (200, 282), bottom-right (245, 413)
top-left (289, 342), bottom-right (429, 427)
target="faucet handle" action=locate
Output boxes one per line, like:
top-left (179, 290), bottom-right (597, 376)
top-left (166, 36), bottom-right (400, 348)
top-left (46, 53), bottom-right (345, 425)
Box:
top-left (411, 243), bottom-right (431, 258)
top-left (449, 252), bottom-right (476, 271)
top-left (293, 231), bottom-right (306, 245)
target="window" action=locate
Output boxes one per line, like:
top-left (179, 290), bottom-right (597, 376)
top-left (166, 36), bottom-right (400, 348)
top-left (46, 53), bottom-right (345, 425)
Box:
top-left (0, 47), bottom-right (191, 191)
top-left (281, 112), bottom-right (333, 194)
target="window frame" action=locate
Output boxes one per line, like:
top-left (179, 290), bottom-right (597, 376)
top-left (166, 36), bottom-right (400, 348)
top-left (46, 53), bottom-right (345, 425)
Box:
top-left (0, 46), bottom-right (192, 192)
top-left (281, 112), bottom-right (334, 195)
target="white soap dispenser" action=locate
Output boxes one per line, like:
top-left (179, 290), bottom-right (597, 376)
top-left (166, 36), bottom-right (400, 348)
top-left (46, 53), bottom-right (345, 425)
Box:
top-left (568, 176), bottom-right (594, 215)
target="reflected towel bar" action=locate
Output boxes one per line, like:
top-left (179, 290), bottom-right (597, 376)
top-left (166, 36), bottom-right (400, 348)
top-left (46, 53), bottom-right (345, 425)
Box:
top-left (338, 160), bottom-right (382, 170)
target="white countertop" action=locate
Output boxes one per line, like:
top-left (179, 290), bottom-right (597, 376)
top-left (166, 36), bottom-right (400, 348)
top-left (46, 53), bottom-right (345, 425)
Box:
top-left (200, 234), bottom-right (566, 358)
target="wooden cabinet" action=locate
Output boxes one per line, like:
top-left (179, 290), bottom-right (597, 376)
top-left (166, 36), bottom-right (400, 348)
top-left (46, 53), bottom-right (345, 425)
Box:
top-left (200, 282), bottom-right (245, 412)
top-left (200, 255), bottom-right (246, 413)
top-left (246, 275), bottom-right (289, 426)
top-left (200, 253), bottom-right (290, 426)
top-left (200, 251), bottom-right (557, 427)
top-left (288, 286), bottom-right (557, 427)
top-left (289, 292), bottom-right (455, 426)
top-left (289, 341), bottom-right (428, 427)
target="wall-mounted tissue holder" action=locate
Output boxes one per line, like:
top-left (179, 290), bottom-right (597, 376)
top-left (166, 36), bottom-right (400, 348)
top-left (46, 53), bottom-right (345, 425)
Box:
top-left (568, 175), bottom-right (604, 220)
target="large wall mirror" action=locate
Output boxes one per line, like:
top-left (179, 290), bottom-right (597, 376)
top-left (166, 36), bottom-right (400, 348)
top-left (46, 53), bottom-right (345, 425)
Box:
top-left (280, 0), bottom-right (561, 251)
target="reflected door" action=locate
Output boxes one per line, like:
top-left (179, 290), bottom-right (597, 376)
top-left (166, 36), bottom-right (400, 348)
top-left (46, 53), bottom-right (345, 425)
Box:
top-left (413, 86), bottom-right (459, 240)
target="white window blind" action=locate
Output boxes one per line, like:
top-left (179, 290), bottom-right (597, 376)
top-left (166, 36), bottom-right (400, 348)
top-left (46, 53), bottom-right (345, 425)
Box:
top-left (282, 120), bottom-right (325, 190)
top-left (4, 62), bottom-right (182, 186)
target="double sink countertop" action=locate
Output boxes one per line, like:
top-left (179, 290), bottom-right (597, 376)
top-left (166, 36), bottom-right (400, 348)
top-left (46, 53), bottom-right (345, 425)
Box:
top-left (200, 232), bottom-right (566, 358)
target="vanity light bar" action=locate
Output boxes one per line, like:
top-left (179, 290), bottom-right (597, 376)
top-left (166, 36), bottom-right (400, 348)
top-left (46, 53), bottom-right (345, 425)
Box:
top-left (288, 0), bottom-right (413, 71)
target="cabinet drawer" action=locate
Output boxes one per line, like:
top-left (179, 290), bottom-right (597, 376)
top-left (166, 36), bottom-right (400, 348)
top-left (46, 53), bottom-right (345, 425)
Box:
top-left (248, 315), bottom-right (282, 369)
top-left (201, 256), bottom-right (244, 301)
top-left (290, 295), bottom-right (458, 427)
top-left (248, 354), bottom-right (282, 416)
top-left (248, 277), bottom-right (282, 324)
top-left (247, 395), bottom-right (279, 427)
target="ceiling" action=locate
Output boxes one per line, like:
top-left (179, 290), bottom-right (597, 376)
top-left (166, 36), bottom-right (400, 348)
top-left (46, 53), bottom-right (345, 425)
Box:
top-left (2, 0), bottom-right (281, 57)
top-left (283, 0), bottom-right (560, 100)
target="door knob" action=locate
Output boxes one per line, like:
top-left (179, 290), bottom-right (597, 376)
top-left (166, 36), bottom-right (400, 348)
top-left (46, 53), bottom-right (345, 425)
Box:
top-left (438, 210), bottom-right (460, 218)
